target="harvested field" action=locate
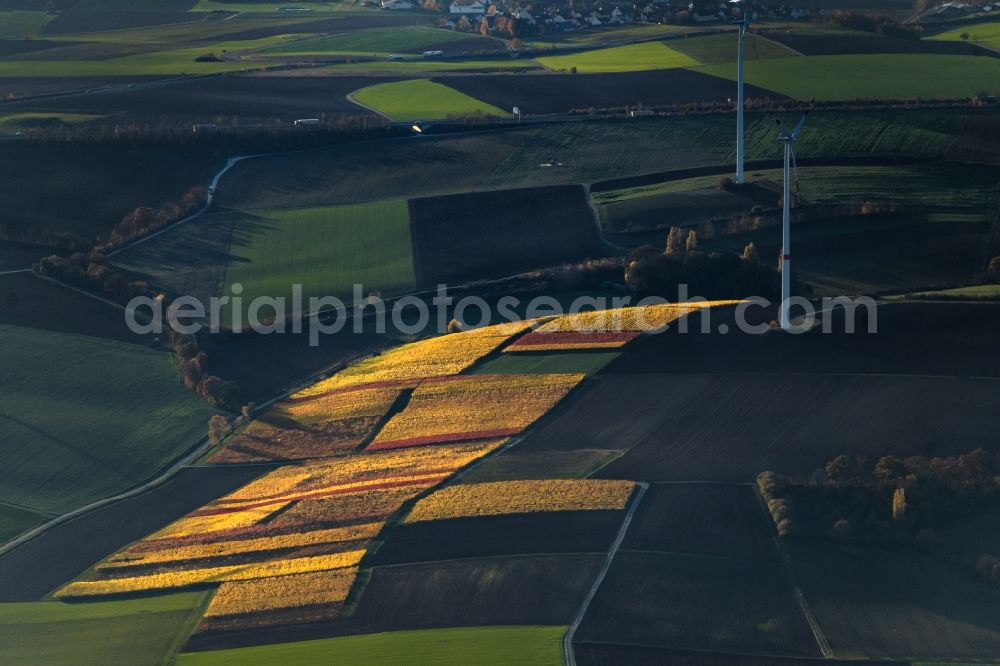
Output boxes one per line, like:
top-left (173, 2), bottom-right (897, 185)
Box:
top-left (17, 75), bottom-right (394, 122)
top-left (576, 550), bottom-right (821, 657)
top-left (790, 542), bottom-right (1000, 660)
top-left (766, 27), bottom-right (996, 56)
top-left (187, 553), bottom-right (601, 649)
top-left (0, 75), bottom-right (166, 99)
top-left (333, 553), bottom-right (600, 632)
top-left (0, 466), bottom-right (264, 601)
top-left (0, 39), bottom-right (81, 57)
top-left (371, 510), bottom-right (624, 565)
top-left (573, 643), bottom-right (879, 665)
top-left (0, 272), bottom-right (153, 343)
top-left (195, 323), bottom-right (385, 403)
top-left (459, 449), bottom-right (624, 483)
top-left (623, 483), bottom-right (778, 561)
top-left (265, 26), bottom-right (504, 55)
top-left (112, 210), bottom-right (235, 306)
top-left (520, 373), bottom-right (1000, 481)
top-left (790, 218), bottom-right (990, 295)
top-left (439, 69), bottom-right (784, 115)
top-left (605, 302), bottom-right (1000, 378)
top-left (0, 140), bottom-right (220, 243)
top-left (409, 184), bottom-right (608, 286)
top-left (472, 351), bottom-right (621, 376)
top-left (42, 10), bottom-right (203, 35)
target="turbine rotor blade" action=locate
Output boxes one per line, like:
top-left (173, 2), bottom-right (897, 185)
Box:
top-left (791, 114), bottom-right (807, 139)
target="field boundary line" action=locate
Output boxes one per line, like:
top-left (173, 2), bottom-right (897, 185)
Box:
top-left (752, 486), bottom-right (833, 658)
top-left (0, 433), bottom-right (215, 557)
top-left (583, 183), bottom-right (630, 253)
top-left (346, 88), bottom-right (392, 120)
top-left (754, 32), bottom-right (804, 57)
top-left (563, 481), bottom-right (649, 666)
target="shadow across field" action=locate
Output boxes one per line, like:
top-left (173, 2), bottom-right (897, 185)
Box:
top-left (371, 510), bottom-right (624, 566)
top-left (186, 553), bottom-right (602, 651)
top-left (439, 69), bottom-right (785, 115)
top-left (0, 465), bottom-right (265, 601)
top-left (113, 210), bottom-right (276, 305)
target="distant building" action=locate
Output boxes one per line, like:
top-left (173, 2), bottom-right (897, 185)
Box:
top-left (450, 0), bottom-right (486, 14)
top-left (381, 0), bottom-right (415, 9)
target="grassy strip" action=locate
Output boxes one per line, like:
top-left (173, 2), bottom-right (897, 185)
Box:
top-left (176, 625), bottom-right (567, 665)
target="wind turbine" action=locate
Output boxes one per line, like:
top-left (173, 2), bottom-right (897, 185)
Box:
top-left (731, 0), bottom-right (752, 184)
top-left (771, 111), bottom-right (808, 331)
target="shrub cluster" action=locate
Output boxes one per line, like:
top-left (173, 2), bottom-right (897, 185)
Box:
top-left (99, 186), bottom-right (206, 253)
top-left (171, 330), bottom-right (240, 412)
top-left (36, 251), bottom-right (148, 305)
top-left (758, 449), bottom-right (1000, 550)
top-left (624, 229), bottom-right (785, 300)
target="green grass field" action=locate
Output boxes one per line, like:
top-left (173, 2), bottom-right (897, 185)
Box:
top-left (223, 202), bottom-right (417, 319)
top-left (474, 351), bottom-right (621, 375)
top-left (537, 41), bottom-right (698, 73)
top-left (699, 54), bottom-right (1000, 100)
top-left (929, 20), bottom-right (1000, 50)
top-left (176, 626), bottom-right (566, 665)
top-left (267, 26), bottom-right (493, 55)
top-left (528, 22), bottom-right (706, 47)
top-left (668, 33), bottom-right (799, 65)
top-left (0, 324), bottom-right (217, 515)
top-left (352, 79), bottom-right (506, 120)
top-left (0, 592), bottom-right (209, 666)
top-left (0, 10), bottom-right (53, 39)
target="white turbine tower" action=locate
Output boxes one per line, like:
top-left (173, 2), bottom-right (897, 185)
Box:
top-left (773, 112), bottom-right (808, 331)
top-left (731, 0), bottom-right (752, 184)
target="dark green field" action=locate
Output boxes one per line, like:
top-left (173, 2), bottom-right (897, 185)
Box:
top-left (0, 324), bottom-right (216, 515)
top-left (0, 592), bottom-right (210, 666)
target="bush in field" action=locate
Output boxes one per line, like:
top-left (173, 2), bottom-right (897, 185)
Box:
top-left (208, 415), bottom-right (232, 446)
top-left (664, 226), bottom-right (685, 258)
top-left (625, 242), bottom-right (782, 301)
top-left (987, 256), bottom-right (1000, 283)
